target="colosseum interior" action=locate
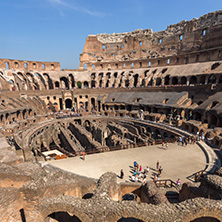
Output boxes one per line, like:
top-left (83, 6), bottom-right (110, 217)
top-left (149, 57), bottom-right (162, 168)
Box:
top-left (0, 10), bottom-right (222, 222)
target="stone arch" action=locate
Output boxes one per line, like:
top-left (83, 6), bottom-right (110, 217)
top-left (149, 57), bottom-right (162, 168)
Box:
top-left (60, 77), bottom-right (69, 89)
top-left (91, 80), bottom-right (96, 88)
top-left (16, 72), bottom-right (28, 90)
top-left (43, 73), bottom-right (54, 89)
top-left (105, 79), bottom-right (110, 88)
top-left (22, 110), bottom-right (27, 119)
top-left (156, 77), bottom-right (162, 86)
top-left (191, 217), bottom-right (220, 222)
top-left (133, 74), bottom-right (139, 87)
top-left (77, 81), bottom-right (82, 89)
top-left (189, 76), bottom-right (197, 85)
top-left (181, 76), bottom-right (187, 85)
top-left (83, 81), bottom-right (89, 88)
top-left (0, 114), bottom-right (4, 123)
top-left (208, 74), bottom-right (217, 84)
top-left (34, 72), bottom-right (47, 90)
top-left (172, 77), bottom-right (178, 85)
top-left (47, 211), bottom-right (82, 222)
top-left (200, 75), bottom-right (206, 85)
top-left (165, 75), bottom-right (170, 85)
top-left (91, 98), bottom-right (96, 109)
top-left (9, 79), bottom-right (15, 91)
top-left (148, 77), bottom-right (153, 86)
top-left (69, 74), bottom-right (75, 88)
top-left (5, 113), bottom-right (9, 120)
top-left (65, 99), bottom-right (72, 109)
top-left (55, 81), bottom-right (60, 88)
top-left (26, 72), bottom-right (36, 90)
top-left (39, 198), bottom-right (90, 222)
top-left (181, 207), bottom-right (222, 222)
top-left (117, 218), bottom-right (144, 222)
top-left (125, 79), bottom-right (130, 88)
top-left (99, 79), bottom-right (103, 88)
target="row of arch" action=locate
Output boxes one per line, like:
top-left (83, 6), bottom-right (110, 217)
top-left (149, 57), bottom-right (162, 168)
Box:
top-left (0, 109), bottom-right (35, 125)
top-left (4, 67), bottom-right (222, 92)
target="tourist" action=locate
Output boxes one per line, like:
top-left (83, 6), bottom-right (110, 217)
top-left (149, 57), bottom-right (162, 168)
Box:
top-left (162, 141), bottom-right (165, 149)
top-left (135, 174), bottom-right (139, 182)
top-left (143, 174), bottom-right (147, 184)
top-left (165, 142), bottom-right (168, 149)
top-left (136, 163), bottom-right (139, 173)
top-left (158, 166), bottom-right (163, 176)
top-left (146, 166), bottom-right (150, 175)
top-left (153, 174), bottom-right (157, 183)
top-left (131, 175), bottom-right (135, 182)
top-left (177, 178), bottom-right (181, 185)
top-left (156, 160), bottom-right (160, 171)
top-left (139, 165), bottom-right (142, 173)
top-left (82, 151), bottom-right (86, 160)
top-left (133, 160), bottom-right (137, 171)
top-left (120, 169), bottom-right (124, 179)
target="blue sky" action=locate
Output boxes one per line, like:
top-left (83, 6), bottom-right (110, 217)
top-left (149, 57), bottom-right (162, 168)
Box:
top-left (0, 0), bottom-right (221, 69)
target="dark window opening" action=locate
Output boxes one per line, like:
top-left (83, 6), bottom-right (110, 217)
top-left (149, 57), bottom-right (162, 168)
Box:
top-left (211, 62), bottom-right (220, 70)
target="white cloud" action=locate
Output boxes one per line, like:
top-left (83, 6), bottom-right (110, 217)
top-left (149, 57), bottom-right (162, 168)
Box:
top-left (47, 0), bottom-right (105, 17)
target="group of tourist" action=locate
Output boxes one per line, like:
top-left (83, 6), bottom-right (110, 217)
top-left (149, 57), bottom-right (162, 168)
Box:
top-left (119, 160), bottom-right (182, 186)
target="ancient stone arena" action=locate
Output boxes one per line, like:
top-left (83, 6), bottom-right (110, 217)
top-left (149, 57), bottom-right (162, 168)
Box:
top-left (0, 10), bottom-right (222, 222)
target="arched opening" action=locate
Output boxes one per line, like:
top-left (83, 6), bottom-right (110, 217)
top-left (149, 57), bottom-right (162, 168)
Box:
top-left (133, 74), bottom-right (139, 87)
top-left (125, 79), bottom-right (130, 88)
top-left (77, 81), bottom-right (82, 89)
top-left (91, 98), bottom-right (95, 108)
top-left (91, 80), bottom-right (96, 88)
top-left (208, 74), bottom-right (217, 84)
top-left (211, 62), bottom-right (220, 70)
top-left (55, 81), bottom-right (60, 88)
top-left (191, 217), bottom-right (220, 222)
top-left (22, 110), bottom-right (27, 119)
top-left (200, 75), bottom-right (206, 85)
top-left (117, 218), bottom-right (144, 222)
top-left (83, 81), bottom-right (89, 88)
top-left (148, 78), bottom-right (153, 86)
top-left (189, 76), bottom-right (197, 85)
top-left (181, 76), bottom-right (187, 85)
top-left (69, 74), bottom-right (75, 88)
top-left (47, 211), bottom-right (82, 222)
top-left (165, 75), bottom-right (170, 85)
top-left (156, 77), bottom-right (162, 86)
top-left (105, 79), bottom-right (110, 88)
top-left (99, 80), bottom-right (103, 88)
top-left (65, 99), bottom-right (72, 109)
top-left (43, 73), bottom-right (54, 89)
top-left (172, 77), bottom-right (178, 85)
top-left (60, 77), bottom-right (69, 89)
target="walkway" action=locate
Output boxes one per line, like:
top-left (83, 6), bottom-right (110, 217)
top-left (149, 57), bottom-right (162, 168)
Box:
top-left (46, 142), bottom-right (206, 183)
